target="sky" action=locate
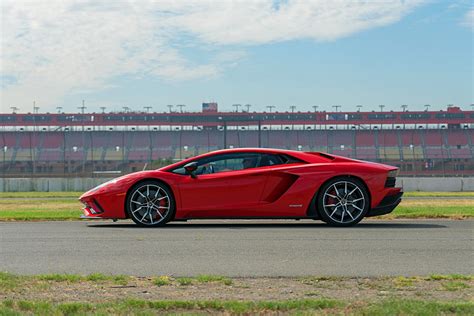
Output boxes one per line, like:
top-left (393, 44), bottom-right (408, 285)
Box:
top-left (0, 0), bottom-right (473, 114)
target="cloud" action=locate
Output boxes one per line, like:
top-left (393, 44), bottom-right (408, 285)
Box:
top-left (461, 9), bottom-right (474, 30)
top-left (1, 0), bottom-right (425, 112)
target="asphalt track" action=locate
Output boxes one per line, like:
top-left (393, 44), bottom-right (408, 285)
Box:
top-left (1, 220), bottom-right (472, 277)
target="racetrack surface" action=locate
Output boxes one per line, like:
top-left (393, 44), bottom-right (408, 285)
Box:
top-left (1, 219), bottom-right (472, 277)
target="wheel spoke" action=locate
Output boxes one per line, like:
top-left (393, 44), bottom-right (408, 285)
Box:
top-left (345, 208), bottom-right (355, 220)
top-left (132, 205), bottom-right (145, 213)
top-left (131, 200), bottom-right (143, 205)
top-left (347, 187), bottom-right (358, 197)
top-left (325, 193), bottom-right (339, 200)
top-left (137, 190), bottom-right (146, 199)
top-left (329, 205), bottom-right (340, 217)
top-left (140, 209), bottom-right (149, 222)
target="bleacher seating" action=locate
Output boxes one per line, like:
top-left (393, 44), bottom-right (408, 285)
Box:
top-left (0, 127), bottom-right (472, 175)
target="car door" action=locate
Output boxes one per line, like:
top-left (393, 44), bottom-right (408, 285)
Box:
top-left (175, 152), bottom-right (268, 217)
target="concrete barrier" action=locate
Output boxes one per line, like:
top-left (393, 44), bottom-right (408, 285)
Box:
top-left (0, 177), bottom-right (114, 192)
top-left (0, 177), bottom-right (473, 192)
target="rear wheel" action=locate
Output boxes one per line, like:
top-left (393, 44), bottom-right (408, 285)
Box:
top-left (318, 177), bottom-right (369, 227)
top-left (126, 181), bottom-right (175, 227)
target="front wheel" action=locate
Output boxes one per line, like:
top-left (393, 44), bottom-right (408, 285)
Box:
top-left (126, 181), bottom-right (175, 227)
top-left (317, 178), bottom-right (369, 227)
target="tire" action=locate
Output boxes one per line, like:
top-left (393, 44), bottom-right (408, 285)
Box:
top-left (126, 180), bottom-right (175, 227)
top-left (317, 177), bottom-right (369, 227)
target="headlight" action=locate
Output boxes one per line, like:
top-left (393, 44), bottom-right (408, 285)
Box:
top-left (387, 169), bottom-right (399, 178)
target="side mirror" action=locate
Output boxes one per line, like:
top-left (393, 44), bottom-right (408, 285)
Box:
top-left (184, 162), bottom-right (198, 178)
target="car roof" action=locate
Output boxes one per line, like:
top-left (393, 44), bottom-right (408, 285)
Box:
top-left (160, 147), bottom-right (333, 171)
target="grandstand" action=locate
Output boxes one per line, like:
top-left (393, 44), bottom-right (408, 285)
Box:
top-left (1, 105), bottom-right (473, 177)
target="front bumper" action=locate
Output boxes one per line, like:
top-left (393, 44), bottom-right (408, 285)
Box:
top-left (367, 191), bottom-right (403, 217)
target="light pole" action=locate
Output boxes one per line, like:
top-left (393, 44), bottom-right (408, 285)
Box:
top-left (332, 105), bottom-right (341, 112)
top-left (167, 104), bottom-right (173, 113)
top-left (356, 105), bottom-right (363, 112)
top-left (232, 104), bottom-right (241, 112)
top-left (244, 104), bottom-right (252, 112)
top-left (424, 104), bottom-right (431, 111)
top-left (289, 105), bottom-right (297, 113)
top-left (176, 104), bottom-right (186, 113)
top-left (266, 105), bottom-right (275, 113)
top-left (56, 106), bottom-right (62, 114)
top-left (10, 106), bottom-right (18, 114)
top-left (78, 101), bottom-right (87, 175)
top-left (144, 106), bottom-right (152, 113)
top-left (122, 106), bottom-right (130, 113)
top-left (100, 106), bottom-right (106, 113)
top-left (401, 104), bottom-right (408, 112)
top-left (312, 105), bottom-right (319, 112)
top-left (33, 101), bottom-right (39, 114)
top-left (379, 104), bottom-right (385, 112)
top-left (3, 146), bottom-right (7, 179)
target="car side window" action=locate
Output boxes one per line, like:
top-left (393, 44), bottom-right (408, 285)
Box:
top-left (171, 152), bottom-right (303, 175)
top-left (172, 153), bottom-right (261, 175)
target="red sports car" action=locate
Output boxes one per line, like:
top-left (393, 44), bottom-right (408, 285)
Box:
top-left (80, 148), bottom-right (402, 227)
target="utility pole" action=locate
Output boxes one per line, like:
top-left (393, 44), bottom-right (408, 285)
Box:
top-left (56, 106), bottom-right (62, 114)
top-left (266, 105), bottom-right (275, 113)
top-left (78, 100), bottom-right (86, 115)
top-left (100, 106), bottom-right (106, 113)
top-left (176, 104), bottom-right (186, 113)
top-left (401, 104), bottom-right (408, 112)
top-left (32, 100), bottom-right (39, 176)
top-left (244, 104), bottom-right (252, 112)
top-left (332, 105), bottom-right (341, 112)
top-left (144, 106), bottom-right (152, 113)
top-left (33, 101), bottom-right (39, 114)
top-left (232, 104), bottom-right (241, 112)
top-left (312, 105), bottom-right (319, 112)
top-left (424, 104), bottom-right (431, 111)
top-left (379, 104), bottom-right (385, 112)
top-left (356, 105), bottom-right (363, 112)
top-left (289, 105), bottom-right (297, 113)
top-left (167, 104), bottom-right (173, 113)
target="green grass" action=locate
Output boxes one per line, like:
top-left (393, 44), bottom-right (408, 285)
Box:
top-left (1, 272), bottom-right (131, 291)
top-left (0, 192), bottom-right (81, 198)
top-left (1, 298), bottom-right (472, 315)
top-left (176, 277), bottom-right (193, 286)
top-left (442, 281), bottom-right (470, 291)
top-left (403, 191), bottom-right (474, 197)
top-left (0, 191), bottom-right (473, 221)
top-left (195, 274), bottom-right (233, 285)
top-left (427, 274), bottom-right (473, 281)
top-left (389, 205), bottom-right (474, 219)
top-left (153, 276), bottom-right (171, 287)
top-left (360, 299), bottom-right (474, 316)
